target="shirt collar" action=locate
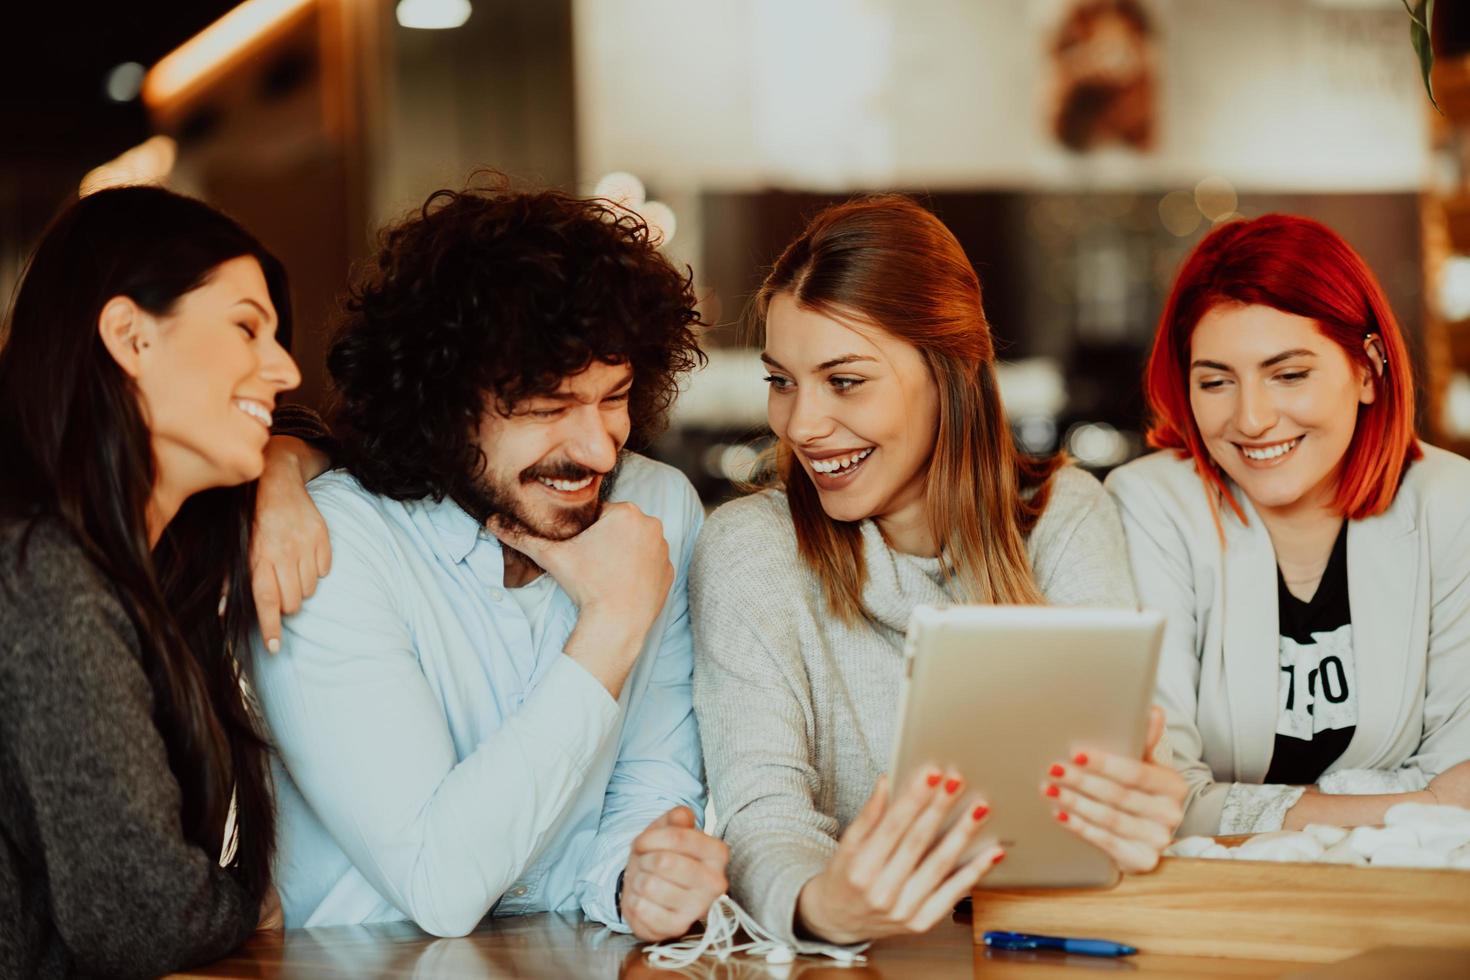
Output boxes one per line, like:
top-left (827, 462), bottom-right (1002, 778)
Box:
top-left (421, 493), bottom-right (492, 564)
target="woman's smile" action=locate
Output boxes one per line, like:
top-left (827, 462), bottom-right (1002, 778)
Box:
top-left (1235, 435), bottom-right (1303, 467)
top-left (805, 446), bottom-right (875, 488)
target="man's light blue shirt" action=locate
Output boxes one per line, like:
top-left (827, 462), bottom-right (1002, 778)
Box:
top-left (246, 454), bottom-right (706, 937)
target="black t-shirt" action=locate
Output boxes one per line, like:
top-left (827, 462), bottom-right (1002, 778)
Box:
top-left (1264, 523), bottom-right (1358, 785)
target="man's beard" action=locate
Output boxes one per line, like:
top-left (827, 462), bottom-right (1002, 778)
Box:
top-left (457, 454), bottom-right (623, 542)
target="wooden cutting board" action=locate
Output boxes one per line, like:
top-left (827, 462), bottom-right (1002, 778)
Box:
top-left (971, 856), bottom-right (1470, 962)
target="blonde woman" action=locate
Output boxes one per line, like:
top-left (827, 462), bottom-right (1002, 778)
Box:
top-left (690, 196), bottom-right (1187, 950)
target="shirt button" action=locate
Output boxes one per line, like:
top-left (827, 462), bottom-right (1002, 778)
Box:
top-left (511, 886), bottom-right (529, 897)
top-left (488, 589), bottom-right (504, 602)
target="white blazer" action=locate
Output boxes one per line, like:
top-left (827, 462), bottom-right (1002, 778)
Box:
top-left (1106, 445), bottom-right (1470, 836)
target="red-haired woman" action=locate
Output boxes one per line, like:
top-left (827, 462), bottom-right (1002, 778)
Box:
top-left (689, 195), bottom-right (1186, 952)
top-left (1107, 214), bottom-right (1470, 838)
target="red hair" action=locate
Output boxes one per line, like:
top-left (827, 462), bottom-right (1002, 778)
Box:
top-left (1143, 213), bottom-right (1420, 524)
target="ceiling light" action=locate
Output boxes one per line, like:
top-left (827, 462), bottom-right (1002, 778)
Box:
top-left (396, 0), bottom-right (472, 30)
top-left (143, 0), bottom-right (314, 108)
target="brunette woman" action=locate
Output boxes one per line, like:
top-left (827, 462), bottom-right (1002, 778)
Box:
top-left (689, 196), bottom-right (1186, 951)
top-left (1107, 214), bottom-right (1470, 837)
top-left (0, 186), bottom-right (301, 977)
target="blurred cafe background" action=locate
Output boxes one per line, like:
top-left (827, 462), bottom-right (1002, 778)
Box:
top-left (5, 0), bottom-right (1470, 506)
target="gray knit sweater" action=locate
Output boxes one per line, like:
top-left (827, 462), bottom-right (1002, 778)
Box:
top-left (0, 405), bottom-right (328, 978)
top-left (689, 466), bottom-right (1137, 947)
top-left (0, 519), bottom-right (258, 978)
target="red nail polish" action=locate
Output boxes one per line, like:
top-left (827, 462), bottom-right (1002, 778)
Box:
top-left (1049, 764), bottom-right (1065, 778)
top-left (1056, 811), bottom-right (1070, 823)
top-left (991, 850), bottom-right (1006, 865)
top-left (972, 805), bottom-right (989, 821)
top-left (1045, 784), bottom-right (1060, 798)
top-left (944, 778), bottom-right (961, 795)
top-left (926, 772), bottom-right (941, 787)
top-left (1073, 752), bottom-right (1089, 766)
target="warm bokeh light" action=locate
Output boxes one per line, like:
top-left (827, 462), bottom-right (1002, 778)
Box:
top-left (1438, 256), bottom-right (1470, 321)
top-left (593, 171), bottom-right (647, 209)
top-left (79, 136), bottom-right (178, 196)
top-left (1016, 416), bottom-right (1058, 455)
top-left (141, 0), bottom-right (315, 109)
top-left (640, 200), bottom-right (676, 248)
top-left (1158, 190), bottom-right (1201, 237)
top-left (1193, 176), bottom-right (1237, 221)
top-left (1066, 421), bottom-right (1130, 468)
top-left (703, 442), bottom-right (762, 483)
top-left (1447, 373), bottom-right (1470, 439)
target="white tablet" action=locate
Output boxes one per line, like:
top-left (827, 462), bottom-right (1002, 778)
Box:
top-left (889, 604), bottom-right (1165, 890)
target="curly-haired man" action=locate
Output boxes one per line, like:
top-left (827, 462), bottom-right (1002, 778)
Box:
top-left (246, 182), bottom-right (726, 941)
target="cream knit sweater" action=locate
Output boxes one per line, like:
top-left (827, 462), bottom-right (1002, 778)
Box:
top-left (689, 466), bottom-right (1138, 947)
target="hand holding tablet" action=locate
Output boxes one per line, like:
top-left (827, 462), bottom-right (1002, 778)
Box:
top-left (795, 767), bottom-right (1007, 945)
top-left (796, 605), bottom-right (1187, 946)
top-left (888, 606), bottom-right (1184, 889)
top-left (1045, 705), bottom-right (1186, 874)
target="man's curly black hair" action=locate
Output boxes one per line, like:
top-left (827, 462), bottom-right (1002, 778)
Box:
top-left (326, 178), bottom-right (705, 503)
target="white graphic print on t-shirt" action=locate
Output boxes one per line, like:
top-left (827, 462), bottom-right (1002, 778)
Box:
top-left (1276, 624), bottom-right (1357, 741)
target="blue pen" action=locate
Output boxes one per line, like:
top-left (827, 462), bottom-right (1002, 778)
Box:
top-left (983, 930), bottom-right (1138, 957)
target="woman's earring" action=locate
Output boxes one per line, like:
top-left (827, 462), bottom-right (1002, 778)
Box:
top-left (1365, 334), bottom-right (1387, 377)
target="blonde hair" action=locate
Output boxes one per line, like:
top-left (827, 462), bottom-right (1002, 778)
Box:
top-left (754, 195), bottom-right (1061, 622)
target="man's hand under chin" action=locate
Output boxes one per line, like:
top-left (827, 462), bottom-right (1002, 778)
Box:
top-left (487, 501), bottom-right (673, 700)
top-left (620, 806), bottom-right (729, 942)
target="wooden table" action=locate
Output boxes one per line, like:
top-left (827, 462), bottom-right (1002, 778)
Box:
top-left (172, 908), bottom-right (1314, 979)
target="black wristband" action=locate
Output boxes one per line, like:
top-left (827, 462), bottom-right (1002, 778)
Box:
top-left (615, 869), bottom-right (626, 920)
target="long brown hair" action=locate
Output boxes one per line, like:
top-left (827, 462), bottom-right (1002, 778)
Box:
top-left (0, 186), bottom-right (280, 898)
top-left (754, 195), bottom-right (1062, 621)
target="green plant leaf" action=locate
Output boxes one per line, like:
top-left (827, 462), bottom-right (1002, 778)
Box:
top-left (1408, 0), bottom-right (1439, 111)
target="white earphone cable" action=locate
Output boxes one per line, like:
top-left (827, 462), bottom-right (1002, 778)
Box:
top-left (643, 894), bottom-right (867, 971)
